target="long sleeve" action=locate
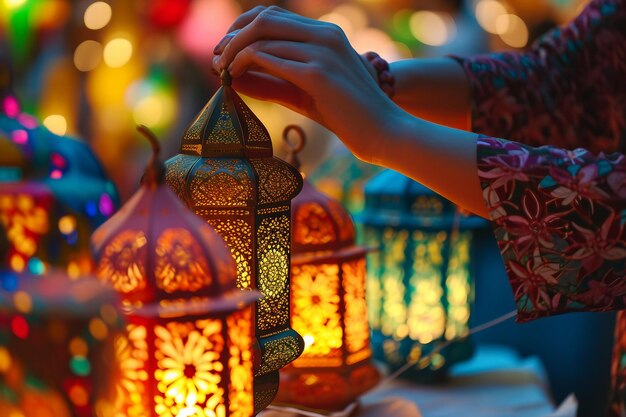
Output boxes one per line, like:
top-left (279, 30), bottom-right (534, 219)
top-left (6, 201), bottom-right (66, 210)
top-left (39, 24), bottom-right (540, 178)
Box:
top-left (477, 135), bottom-right (626, 322)
top-left (453, 0), bottom-right (626, 154)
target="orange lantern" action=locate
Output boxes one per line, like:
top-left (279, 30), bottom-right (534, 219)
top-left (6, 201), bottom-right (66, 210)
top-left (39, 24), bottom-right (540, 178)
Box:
top-left (164, 72), bottom-right (304, 411)
top-left (92, 127), bottom-right (259, 417)
top-left (274, 127), bottom-right (380, 412)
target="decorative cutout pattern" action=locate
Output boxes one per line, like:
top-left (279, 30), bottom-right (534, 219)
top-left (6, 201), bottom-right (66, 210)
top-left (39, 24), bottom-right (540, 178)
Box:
top-left (250, 159), bottom-right (299, 205)
top-left (183, 102), bottom-right (211, 144)
top-left (258, 336), bottom-right (303, 376)
top-left (257, 215), bottom-right (290, 331)
top-left (207, 218), bottom-right (253, 289)
top-left (165, 155), bottom-right (197, 198)
top-left (380, 228), bottom-right (408, 338)
top-left (154, 228), bottom-right (212, 293)
top-left (208, 103), bottom-right (240, 145)
top-left (407, 231), bottom-right (446, 343)
top-left (293, 203), bottom-right (336, 246)
top-left (97, 230), bottom-right (148, 293)
top-left (227, 308), bottom-right (254, 417)
top-left (291, 264), bottom-right (342, 367)
top-left (444, 232), bottom-right (472, 341)
top-left (113, 324), bottom-right (149, 417)
top-left (191, 159), bottom-right (253, 207)
top-left (240, 107), bottom-right (269, 145)
top-left (154, 320), bottom-right (225, 417)
top-left (343, 259), bottom-right (370, 355)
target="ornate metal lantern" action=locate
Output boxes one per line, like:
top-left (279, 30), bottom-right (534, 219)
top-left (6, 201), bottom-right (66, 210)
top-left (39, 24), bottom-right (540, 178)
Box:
top-left (164, 73), bottom-right (304, 411)
top-left (92, 127), bottom-right (259, 417)
top-left (0, 270), bottom-right (120, 417)
top-left (361, 170), bottom-right (487, 379)
top-left (274, 127), bottom-right (380, 412)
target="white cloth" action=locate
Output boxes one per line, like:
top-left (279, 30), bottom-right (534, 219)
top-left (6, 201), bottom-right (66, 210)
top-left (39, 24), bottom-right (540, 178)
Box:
top-left (260, 345), bottom-right (576, 417)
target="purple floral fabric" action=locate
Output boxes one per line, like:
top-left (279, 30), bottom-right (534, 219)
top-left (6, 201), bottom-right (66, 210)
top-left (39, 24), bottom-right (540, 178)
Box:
top-left (454, 0), bottom-right (626, 414)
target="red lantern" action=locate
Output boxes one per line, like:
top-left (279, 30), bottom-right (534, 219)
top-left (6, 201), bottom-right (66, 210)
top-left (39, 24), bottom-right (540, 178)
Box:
top-left (275, 127), bottom-right (380, 412)
top-left (92, 127), bottom-right (259, 417)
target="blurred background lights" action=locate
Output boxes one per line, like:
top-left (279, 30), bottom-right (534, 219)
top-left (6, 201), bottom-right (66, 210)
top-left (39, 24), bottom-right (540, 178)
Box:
top-left (103, 38), bottom-right (133, 68)
top-left (73, 40), bottom-right (102, 72)
top-left (497, 14), bottom-right (529, 47)
top-left (4, 0), bottom-right (26, 9)
top-left (475, 0), bottom-right (509, 34)
top-left (84, 1), bottom-right (112, 30)
top-left (409, 11), bottom-right (456, 46)
top-left (42, 114), bottom-right (67, 136)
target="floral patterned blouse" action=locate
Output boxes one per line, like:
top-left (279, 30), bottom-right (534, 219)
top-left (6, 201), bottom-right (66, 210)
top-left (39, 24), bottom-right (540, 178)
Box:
top-left (452, 0), bottom-right (626, 414)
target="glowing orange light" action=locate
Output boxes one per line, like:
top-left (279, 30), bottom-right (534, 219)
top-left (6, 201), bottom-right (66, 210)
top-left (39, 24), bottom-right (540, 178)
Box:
top-left (93, 127), bottom-right (258, 417)
top-left (275, 127), bottom-right (379, 412)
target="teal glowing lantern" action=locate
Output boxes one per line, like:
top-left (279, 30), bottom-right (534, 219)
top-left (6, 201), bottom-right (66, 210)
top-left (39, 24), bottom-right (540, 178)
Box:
top-left (361, 170), bottom-right (487, 379)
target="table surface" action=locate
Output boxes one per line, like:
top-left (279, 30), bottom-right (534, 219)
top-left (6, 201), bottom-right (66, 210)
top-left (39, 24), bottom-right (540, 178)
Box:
top-left (261, 345), bottom-right (578, 417)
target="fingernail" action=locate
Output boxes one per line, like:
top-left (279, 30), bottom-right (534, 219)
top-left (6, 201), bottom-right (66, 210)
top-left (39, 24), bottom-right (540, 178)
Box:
top-left (212, 55), bottom-right (220, 68)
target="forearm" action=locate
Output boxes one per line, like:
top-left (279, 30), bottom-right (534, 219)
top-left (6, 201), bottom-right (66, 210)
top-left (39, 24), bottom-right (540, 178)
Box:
top-left (368, 107), bottom-right (487, 219)
top-left (390, 57), bottom-right (471, 130)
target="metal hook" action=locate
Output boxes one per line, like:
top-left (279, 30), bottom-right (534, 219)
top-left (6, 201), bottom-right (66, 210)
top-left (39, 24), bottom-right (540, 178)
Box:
top-left (220, 69), bottom-right (232, 86)
top-left (283, 125), bottom-right (306, 170)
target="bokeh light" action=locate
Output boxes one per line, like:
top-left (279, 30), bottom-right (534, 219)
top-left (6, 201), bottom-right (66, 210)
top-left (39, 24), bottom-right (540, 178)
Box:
top-left (497, 14), bottom-right (529, 48)
top-left (103, 38), bottom-right (133, 68)
top-left (42, 114), bottom-right (67, 136)
top-left (475, 0), bottom-right (509, 34)
top-left (73, 40), bottom-right (102, 72)
top-left (409, 11), bottom-right (455, 46)
top-left (84, 1), bottom-right (112, 30)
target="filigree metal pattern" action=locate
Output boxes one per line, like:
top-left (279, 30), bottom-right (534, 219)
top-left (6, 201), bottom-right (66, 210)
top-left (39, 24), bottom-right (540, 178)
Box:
top-left (164, 155), bottom-right (197, 199)
top-left (444, 232), bottom-right (471, 341)
top-left (257, 215), bottom-right (290, 331)
top-left (293, 202), bottom-right (336, 246)
top-left (191, 159), bottom-right (253, 207)
top-left (113, 324), bottom-right (150, 417)
top-left (227, 308), bottom-right (254, 417)
top-left (184, 102), bottom-right (211, 143)
top-left (257, 336), bottom-right (303, 376)
top-left (97, 230), bottom-right (148, 293)
top-left (380, 228), bottom-right (408, 338)
top-left (208, 102), bottom-right (240, 145)
top-left (342, 259), bottom-right (370, 355)
top-left (250, 159), bottom-right (299, 205)
top-left (207, 218), bottom-right (253, 290)
top-left (154, 228), bottom-right (212, 293)
top-left (154, 319), bottom-right (225, 417)
top-left (291, 264), bottom-right (342, 367)
top-left (240, 107), bottom-right (269, 145)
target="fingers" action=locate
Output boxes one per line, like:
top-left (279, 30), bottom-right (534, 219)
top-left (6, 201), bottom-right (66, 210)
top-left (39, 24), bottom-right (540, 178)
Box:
top-left (228, 40), bottom-right (311, 78)
top-left (215, 10), bottom-right (321, 72)
top-left (232, 71), bottom-right (304, 110)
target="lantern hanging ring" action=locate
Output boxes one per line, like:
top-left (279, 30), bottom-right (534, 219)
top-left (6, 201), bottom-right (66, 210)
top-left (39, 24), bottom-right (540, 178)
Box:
top-left (283, 124), bottom-right (306, 170)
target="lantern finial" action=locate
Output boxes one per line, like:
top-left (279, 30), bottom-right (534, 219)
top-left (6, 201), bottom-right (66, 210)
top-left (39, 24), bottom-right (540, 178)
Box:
top-left (220, 69), bottom-right (232, 86)
top-left (283, 124), bottom-right (306, 171)
top-left (137, 124), bottom-right (165, 187)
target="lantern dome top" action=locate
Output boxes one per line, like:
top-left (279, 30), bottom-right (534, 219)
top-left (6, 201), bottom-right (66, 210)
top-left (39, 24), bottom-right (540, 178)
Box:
top-left (292, 179), bottom-right (358, 255)
top-left (167, 76), bottom-right (303, 208)
top-left (180, 73), bottom-right (273, 159)
top-left (362, 169), bottom-right (487, 230)
top-left (92, 127), bottom-right (254, 315)
top-left (283, 125), bottom-right (364, 259)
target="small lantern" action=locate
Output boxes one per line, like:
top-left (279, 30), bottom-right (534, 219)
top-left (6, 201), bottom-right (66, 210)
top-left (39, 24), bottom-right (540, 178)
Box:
top-left (164, 72), bottom-right (304, 411)
top-left (0, 111), bottom-right (119, 277)
top-left (274, 127), bottom-right (380, 412)
top-left (0, 269), bottom-right (120, 417)
top-left (92, 127), bottom-right (259, 417)
top-left (361, 170), bottom-right (487, 379)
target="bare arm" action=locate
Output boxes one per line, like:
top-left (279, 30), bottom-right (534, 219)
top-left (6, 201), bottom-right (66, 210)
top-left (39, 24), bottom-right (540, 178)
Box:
top-left (390, 58), bottom-right (471, 131)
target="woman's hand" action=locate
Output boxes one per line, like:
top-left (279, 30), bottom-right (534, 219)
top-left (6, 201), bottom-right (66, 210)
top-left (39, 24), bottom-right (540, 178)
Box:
top-left (212, 5), bottom-right (399, 162)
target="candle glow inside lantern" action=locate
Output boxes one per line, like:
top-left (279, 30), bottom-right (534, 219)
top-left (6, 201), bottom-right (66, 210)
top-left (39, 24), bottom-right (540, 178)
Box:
top-left (92, 127), bottom-right (259, 417)
top-left (361, 170), bottom-right (487, 379)
top-left (274, 127), bottom-right (380, 412)
top-left (164, 73), bottom-right (304, 411)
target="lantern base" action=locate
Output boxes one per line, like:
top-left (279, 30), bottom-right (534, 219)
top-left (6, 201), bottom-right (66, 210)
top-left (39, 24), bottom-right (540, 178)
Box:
top-left (255, 371), bottom-right (281, 415)
top-left (371, 332), bottom-right (474, 383)
top-left (273, 361), bottom-right (380, 413)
